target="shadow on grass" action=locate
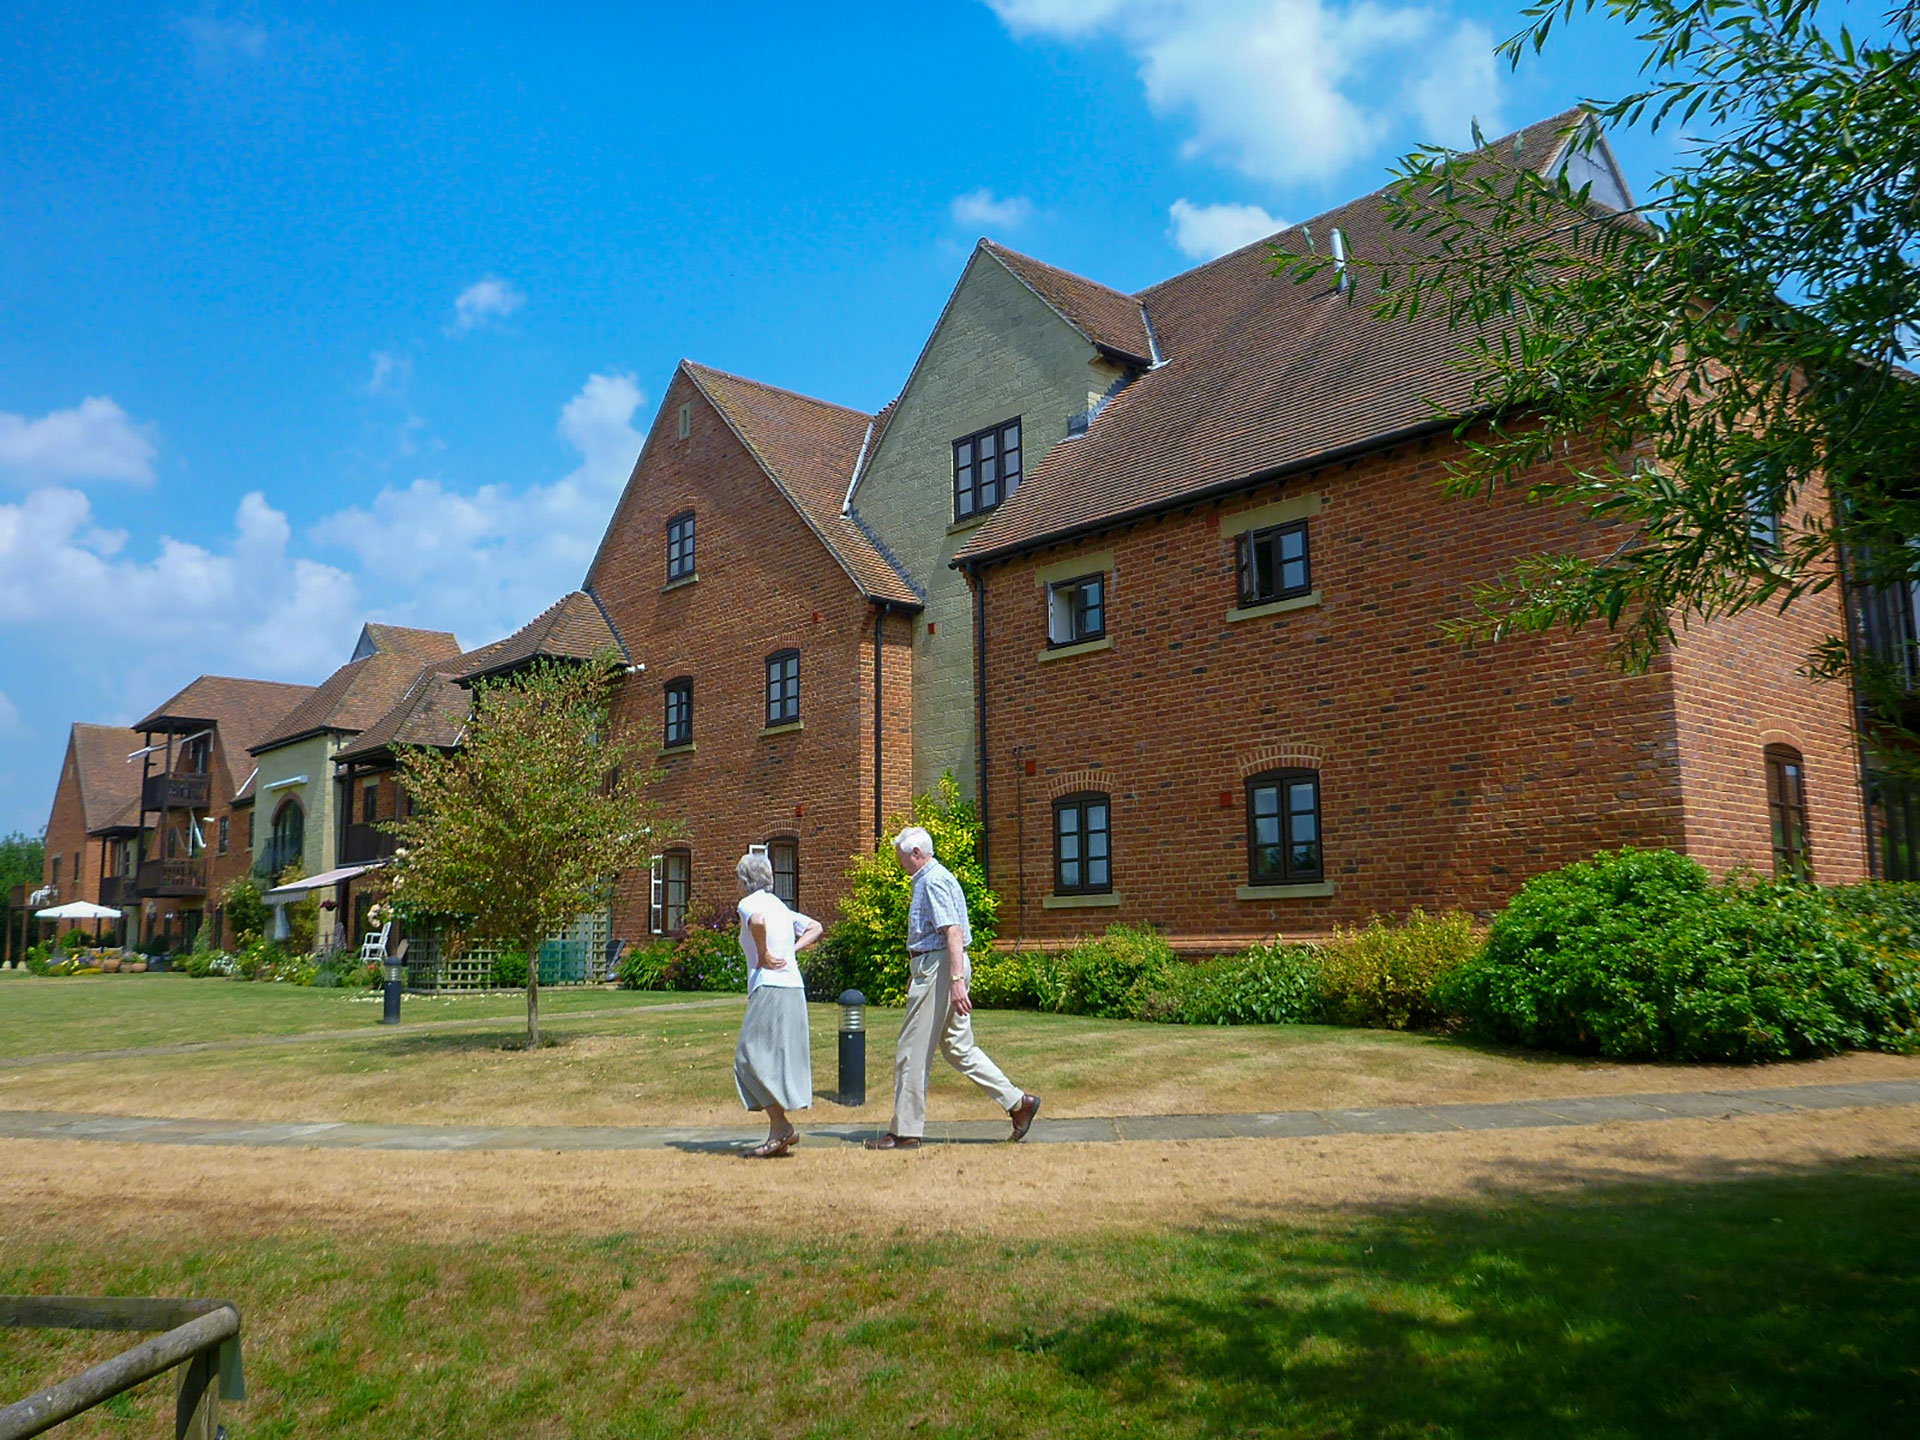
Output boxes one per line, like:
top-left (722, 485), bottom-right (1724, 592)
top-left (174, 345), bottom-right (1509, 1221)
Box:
top-left (999, 1158), bottom-right (1920, 1437)
top-left (361, 1030), bottom-right (580, 1057)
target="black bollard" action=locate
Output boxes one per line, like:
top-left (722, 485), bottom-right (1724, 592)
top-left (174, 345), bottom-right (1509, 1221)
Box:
top-left (837, 988), bottom-right (866, 1106)
top-left (381, 956), bottom-right (405, 1025)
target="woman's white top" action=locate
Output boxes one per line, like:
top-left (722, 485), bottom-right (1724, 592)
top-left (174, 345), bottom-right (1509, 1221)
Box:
top-left (738, 889), bottom-right (809, 993)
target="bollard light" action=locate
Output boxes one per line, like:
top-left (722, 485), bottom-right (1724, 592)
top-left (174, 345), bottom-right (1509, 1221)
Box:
top-left (381, 955), bottom-right (406, 1026)
top-left (837, 988), bottom-right (867, 1107)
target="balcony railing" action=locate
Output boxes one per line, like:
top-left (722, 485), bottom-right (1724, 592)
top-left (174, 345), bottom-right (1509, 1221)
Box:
top-left (97, 876), bottom-right (136, 909)
top-left (341, 823), bottom-right (397, 865)
top-left (137, 858), bottom-right (207, 897)
top-left (142, 771), bottom-right (211, 812)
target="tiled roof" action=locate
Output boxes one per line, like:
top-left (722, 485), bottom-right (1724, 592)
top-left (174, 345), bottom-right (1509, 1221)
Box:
top-left (358, 623), bottom-right (463, 663)
top-left (981, 240), bottom-right (1155, 366)
top-left (955, 110), bottom-right (1591, 564)
top-left (249, 652), bottom-right (444, 753)
top-left (334, 671), bottom-right (472, 763)
top-left (451, 591), bottom-right (623, 683)
top-left (134, 675), bottom-right (319, 799)
top-left (683, 362), bottom-right (923, 606)
top-left (67, 723), bottom-right (146, 835)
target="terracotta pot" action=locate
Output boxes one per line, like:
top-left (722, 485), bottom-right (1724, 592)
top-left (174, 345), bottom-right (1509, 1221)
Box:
top-left (99, 955), bottom-right (122, 973)
top-left (127, 961), bottom-right (147, 973)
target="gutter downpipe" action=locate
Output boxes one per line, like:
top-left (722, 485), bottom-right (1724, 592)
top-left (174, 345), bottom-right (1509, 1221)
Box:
top-left (873, 602), bottom-right (886, 845)
top-left (971, 561), bottom-right (989, 885)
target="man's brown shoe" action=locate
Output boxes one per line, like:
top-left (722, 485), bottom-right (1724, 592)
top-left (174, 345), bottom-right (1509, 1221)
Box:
top-left (863, 1133), bottom-right (922, 1151)
top-left (1008, 1094), bottom-right (1041, 1142)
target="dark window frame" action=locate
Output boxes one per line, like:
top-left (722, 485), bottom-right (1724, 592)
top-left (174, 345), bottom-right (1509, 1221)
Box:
top-left (768, 837), bottom-right (799, 907)
top-left (666, 510), bottom-right (696, 582)
top-left (217, 816), bottom-right (229, 855)
top-left (1246, 768), bottom-right (1323, 885)
top-left (1765, 744), bottom-right (1812, 879)
top-left (1237, 520), bottom-right (1313, 607)
top-left (952, 417), bottom-right (1023, 523)
top-left (1047, 573), bottom-right (1106, 647)
top-left (663, 677), bottom-right (693, 748)
top-left (1052, 791), bottom-right (1113, 896)
top-left (765, 649), bottom-right (800, 727)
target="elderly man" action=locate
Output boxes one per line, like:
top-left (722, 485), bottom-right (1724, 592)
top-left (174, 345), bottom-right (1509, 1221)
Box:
top-left (864, 825), bottom-right (1040, 1151)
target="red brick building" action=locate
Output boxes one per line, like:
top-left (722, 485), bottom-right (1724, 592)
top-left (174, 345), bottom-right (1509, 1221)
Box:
top-left (36, 723), bottom-right (146, 945)
top-left (125, 675), bottom-right (319, 949)
top-left (584, 361), bottom-right (920, 938)
top-left (951, 114), bottom-right (1866, 948)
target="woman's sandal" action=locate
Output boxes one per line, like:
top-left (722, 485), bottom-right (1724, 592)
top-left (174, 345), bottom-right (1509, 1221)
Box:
top-left (745, 1128), bottom-right (799, 1160)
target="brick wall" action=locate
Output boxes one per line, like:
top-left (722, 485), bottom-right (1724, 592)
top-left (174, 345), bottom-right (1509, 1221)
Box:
top-left (41, 736), bottom-right (96, 911)
top-left (977, 434), bottom-right (1719, 950)
top-left (588, 369), bottom-right (914, 939)
top-left (1666, 514), bottom-right (1867, 882)
top-left (851, 250), bottom-right (1130, 798)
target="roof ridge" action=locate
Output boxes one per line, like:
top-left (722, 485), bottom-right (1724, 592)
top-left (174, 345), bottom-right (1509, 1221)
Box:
top-left (1134, 106), bottom-right (1593, 300)
top-left (680, 359), bottom-right (872, 420)
top-left (980, 238), bottom-right (1137, 303)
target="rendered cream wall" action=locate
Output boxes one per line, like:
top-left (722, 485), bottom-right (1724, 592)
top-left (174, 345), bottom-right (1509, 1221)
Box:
top-left (850, 251), bottom-right (1129, 797)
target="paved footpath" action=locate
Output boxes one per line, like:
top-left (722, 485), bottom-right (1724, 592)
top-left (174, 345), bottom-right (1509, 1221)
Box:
top-left (2, 1077), bottom-right (1916, 1155)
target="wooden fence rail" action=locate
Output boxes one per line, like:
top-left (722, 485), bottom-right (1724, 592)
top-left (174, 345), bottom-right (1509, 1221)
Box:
top-left (0, 1296), bottom-right (243, 1440)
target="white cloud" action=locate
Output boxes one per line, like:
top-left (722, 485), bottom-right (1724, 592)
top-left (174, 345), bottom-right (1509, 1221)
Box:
top-left (0, 397), bottom-right (158, 486)
top-left (1168, 198), bottom-right (1285, 259)
top-left (364, 351), bottom-right (413, 398)
top-left (0, 486), bottom-right (362, 685)
top-left (951, 188), bottom-right (1035, 230)
top-left (450, 276), bottom-right (526, 334)
top-left (986, 0), bottom-right (1503, 185)
top-left (1405, 20), bottom-right (1503, 144)
top-left (310, 372), bottom-right (644, 641)
top-left (0, 691), bottom-right (19, 734)
top-left (181, 15), bottom-right (268, 68)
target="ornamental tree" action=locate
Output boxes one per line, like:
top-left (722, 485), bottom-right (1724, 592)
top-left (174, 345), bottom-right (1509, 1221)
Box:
top-left (1275, 0), bottom-right (1920, 749)
top-left (385, 655), bottom-right (666, 1048)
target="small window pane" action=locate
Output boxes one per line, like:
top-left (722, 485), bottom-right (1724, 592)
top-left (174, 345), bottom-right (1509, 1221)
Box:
top-left (1053, 791), bottom-right (1113, 895)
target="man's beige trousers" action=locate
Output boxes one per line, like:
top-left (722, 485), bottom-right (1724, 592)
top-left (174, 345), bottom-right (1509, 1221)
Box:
top-left (889, 958), bottom-right (1023, 1139)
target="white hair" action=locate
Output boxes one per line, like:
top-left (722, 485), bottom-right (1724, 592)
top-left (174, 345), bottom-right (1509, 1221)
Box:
top-left (893, 825), bottom-right (934, 859)
top-left (736, 851), bottom-right (774, 892)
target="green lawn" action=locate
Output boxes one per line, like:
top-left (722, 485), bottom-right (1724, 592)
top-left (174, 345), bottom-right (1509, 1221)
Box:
top-left (5, 969), bottom-right (1918, 1128)
top-left (0, 968), bottom-right (696, 1058)
top-left (3, 1162), bottom-right (1914, 1437)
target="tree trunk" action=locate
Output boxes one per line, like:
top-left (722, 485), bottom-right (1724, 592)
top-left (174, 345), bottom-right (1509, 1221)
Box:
top-left (525, 932), bottom-right (541, 1050)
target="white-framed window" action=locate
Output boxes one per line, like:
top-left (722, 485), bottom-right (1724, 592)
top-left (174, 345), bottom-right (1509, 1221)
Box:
top-left (650, 849), bottom-right (691, 934)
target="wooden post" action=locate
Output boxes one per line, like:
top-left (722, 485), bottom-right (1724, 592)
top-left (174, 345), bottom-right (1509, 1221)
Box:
top-left (174, 1349), bottom-right (216, 1440)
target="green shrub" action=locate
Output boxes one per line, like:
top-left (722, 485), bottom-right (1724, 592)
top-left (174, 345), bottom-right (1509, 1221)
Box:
top-left (1159, 942), bottom-right (1324, 1026)
top-left (969, 948), bottom-right (1044, 1010)
top-left (1441, 848), bottom-right (1904, 1061)
top-left (492, 949), bottom-right (530, 990)
top-left (24, 953), bottom-right (50, 976)
top-left (1037, 924), bottom-right (1177, 1019)
top-left (798, 931), bottom-right (852, 1001)
top-left (1316, 909), bottom-right (1479, 1030)
top-left (665, 920), bottom-right (747, 992)
top-left (1827, 881), bottom-right (1920, 1042)
top-left (830, 774), bottom-right (996, 1005)
top-left (58, 927), bottom-right (92, 955)
top-left (221, 875), bottom-right (271, 946)
top-left (617, 939), bottom-right (676, 991)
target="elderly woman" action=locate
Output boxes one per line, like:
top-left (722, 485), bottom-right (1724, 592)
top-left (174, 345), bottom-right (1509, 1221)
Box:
top-left (734, 850), bottom-right (823, 1158)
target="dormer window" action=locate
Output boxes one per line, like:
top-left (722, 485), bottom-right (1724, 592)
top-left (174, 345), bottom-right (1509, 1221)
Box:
top-left (953, 418), bottom-right (1021, 523)
top-left (666, 511), bottom-right (696, 583)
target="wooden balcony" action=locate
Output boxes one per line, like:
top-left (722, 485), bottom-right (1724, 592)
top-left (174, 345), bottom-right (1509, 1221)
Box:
top-left (136, 858), bottom-right (207, 898)
top-left (142, 772), bottom-right (211, 812)
top-left (97, 876), bottom-right (136, 909)
top-left (341, 823), bottom-right (397, 865)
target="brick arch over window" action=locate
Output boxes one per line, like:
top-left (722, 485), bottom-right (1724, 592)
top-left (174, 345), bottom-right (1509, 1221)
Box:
top-left (1237, 743), bottom-right (1323, 779)
top-left (1044, 767), bottom-right (1125, 803)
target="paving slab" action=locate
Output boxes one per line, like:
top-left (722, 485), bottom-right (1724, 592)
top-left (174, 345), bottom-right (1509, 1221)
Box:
top-left (0, 1076), bottom-right (1913, 1155)
top-left (1323, 1106), bottom-right (1461, 1135)
top-left (1423, 1102), bottom-right (1579, 1132)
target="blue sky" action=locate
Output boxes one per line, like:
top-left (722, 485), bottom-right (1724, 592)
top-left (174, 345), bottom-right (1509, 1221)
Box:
top-left (1, 0), bottom-right (1671, 835)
